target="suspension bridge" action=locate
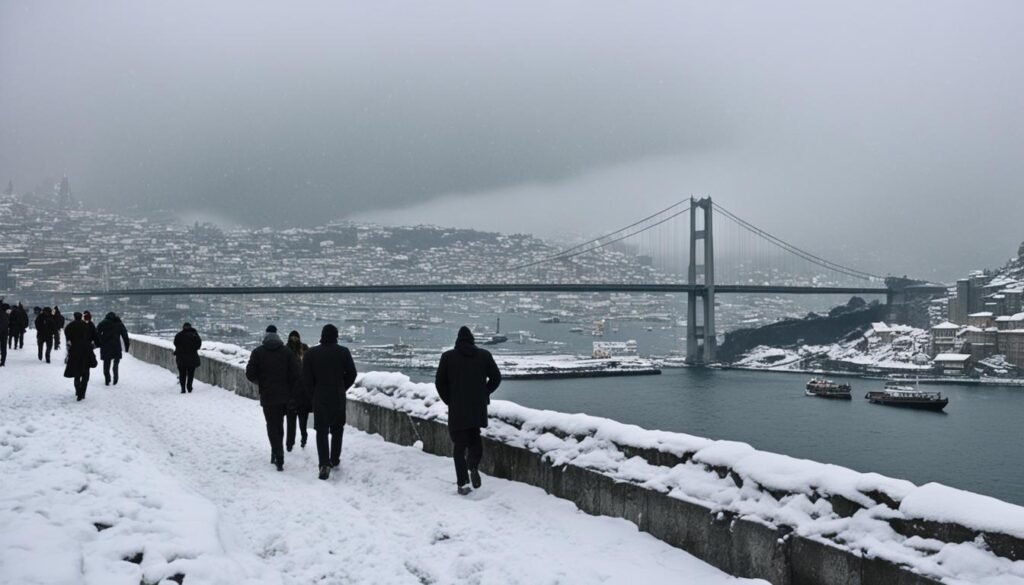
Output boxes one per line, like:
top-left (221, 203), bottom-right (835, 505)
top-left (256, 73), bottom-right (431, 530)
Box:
top-left (74, 197), bottom-right (897, 364)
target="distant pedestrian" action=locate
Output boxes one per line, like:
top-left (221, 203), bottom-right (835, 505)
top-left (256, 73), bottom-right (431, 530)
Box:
top-left (0, 303), bottom-right (9, 367)
top-left (52, 307), bottom-right (65, 350)
top-left (435, 326), bottom-right (502, 495)
top-left (64, 312), bottom-right (99, 401)
top-left (10, 303), bottom-right (28, 349)
top-left (173, 322), bottom-right (202, 394)
top-left (245, 325), bottom-right (301, 471)
top-left (285, 330), bottom-right (311, 451)
top-left (35, 307), bottom-right (57, 363)
top-left (302, 324), bottom-right (357, 480)
top-left (97, 312), bottom-right (130, 386)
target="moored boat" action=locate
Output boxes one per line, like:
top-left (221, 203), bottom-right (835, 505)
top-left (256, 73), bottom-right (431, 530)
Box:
top-left (865, 383), bottom-right (949, 411)
top-left (805, 378), bottom-right (852, 399)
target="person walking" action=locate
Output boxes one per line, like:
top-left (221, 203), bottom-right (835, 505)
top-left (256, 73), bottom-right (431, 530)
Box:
top-left (0, 303), bottom-right (9, 367)
top-left (434, 326), bottom-right (502, 495)
top-left (10, 303), bottom-right (28, 349)
top-left (52, 306), bottom-right (66, 350)
top-left (245, 325), bottom-right (301, 471)
top-left (35, 307), bottom-right (57, 363)
top-left (64, 312), bottom-right (99, 401)
top-left (302, 324), bottom-right (357, 480)
top-left (285, 330), bottom-right (311, 451)
top-left (97, 312), bottom-right (130, 386)
top-left (173, 322), bottom-right (202, 393)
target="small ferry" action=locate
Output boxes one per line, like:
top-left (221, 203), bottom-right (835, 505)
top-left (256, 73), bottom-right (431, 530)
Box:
top-left (805, 378), bottom-right (853, 399)
top-left (865, 383), bottom-right (948, 411)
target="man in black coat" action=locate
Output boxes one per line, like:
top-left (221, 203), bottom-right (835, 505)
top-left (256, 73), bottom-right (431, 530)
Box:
top-left (52, 306), bottom-right (66, 350)
top-left (10, 303), bottom-right (28, 350)
top-left (173, 322), bottom-right (202, 394)
top-left (302, 324), bottom-right (357, 480)
top-left (435, 326), bottom-right (502, 495)
top-left (0, 303), bottom-right (9, 367)
top-left (64, 312), bottom-right (99, 400)
top-left (35, 307), bottom-right (57, 363)
top-left (245, 325), bottom-right (301, 471)
top-left (97, 312), bottom-right (130, 386)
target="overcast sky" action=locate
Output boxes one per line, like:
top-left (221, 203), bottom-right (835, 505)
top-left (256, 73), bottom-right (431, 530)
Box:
top-left (2, 1), bottom-right (1022, 279)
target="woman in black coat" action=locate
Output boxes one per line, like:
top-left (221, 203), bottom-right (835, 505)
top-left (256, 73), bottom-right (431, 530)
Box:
top-left (173, 322), bottom-right (202, 394)
top-left (285, 330), bottom-right (311, 451)
top-left (64, 312), bottom-right (99, 401)
top-left (97, 312), bottom-right (130, 386)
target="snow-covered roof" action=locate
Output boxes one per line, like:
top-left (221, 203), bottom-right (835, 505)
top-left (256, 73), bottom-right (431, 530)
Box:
top-left (968, 312), bottom-right (994, 318)
top-left (932, 322), bottom-right (961, 330)
top-left (960, 326), bottom-right (983, 333)
top-left (871, 322), bottom-right (891, 333)
top-left (934, 353), bottom-right (972, 362)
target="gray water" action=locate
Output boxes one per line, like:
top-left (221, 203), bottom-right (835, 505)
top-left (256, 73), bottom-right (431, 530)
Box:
top-left (494, 369), bottom-right (1024, 506)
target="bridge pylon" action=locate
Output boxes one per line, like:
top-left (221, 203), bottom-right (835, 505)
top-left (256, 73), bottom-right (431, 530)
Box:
top-left (686, 197), bottom-right (716, 364)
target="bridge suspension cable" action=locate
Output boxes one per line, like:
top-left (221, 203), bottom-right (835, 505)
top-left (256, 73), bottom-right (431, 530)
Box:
top-left (711, 202), bottom-right (882, 281)
top-left (512, 201), bottom-right (690, 270)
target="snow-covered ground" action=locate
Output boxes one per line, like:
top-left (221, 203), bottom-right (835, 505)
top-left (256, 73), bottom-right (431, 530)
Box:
top-left (0, 346), bottom-right (761, 585)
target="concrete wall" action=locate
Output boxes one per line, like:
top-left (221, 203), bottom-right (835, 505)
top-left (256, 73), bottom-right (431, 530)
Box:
top-left (129, 337), bottom-right (1021, 585)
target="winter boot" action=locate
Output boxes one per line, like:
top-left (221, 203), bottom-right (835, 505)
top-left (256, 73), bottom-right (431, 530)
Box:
top-left (318, 465), bottom-right (331, 480)
top-left (457, 485), bottom-right (472, 496)
top-left (470, 467), bottom-right (482, 489)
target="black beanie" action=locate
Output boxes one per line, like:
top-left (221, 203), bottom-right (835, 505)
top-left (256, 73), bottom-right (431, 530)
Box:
top-left (321, 324), bottom-right (339, 343)
top-left (266, 325), bottom-right (277, 333)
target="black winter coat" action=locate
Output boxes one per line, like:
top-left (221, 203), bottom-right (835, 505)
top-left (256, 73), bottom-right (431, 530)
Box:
top-left (11, 306), bottom-right (28, 333)
top-left (53, 311), bottom-right (66, 331)
top-left (435, 330), bottom-right (502, 431)
top-left (97, 315), bottom-right (130, 360)
top-left (302, 341), bottom-right (357, 429)
top-left (245, 335), bottom-right (301, 407)
top-left (64, 320), bottom-right (99, 378)
top-left (174, 327), bottom-right (202, 369)
top-left (0, 310), bottom-right (9, 336)
top-left (35, 314), bottom-right (57, 338)
top-left (287, 341), bottom-right (312, 411)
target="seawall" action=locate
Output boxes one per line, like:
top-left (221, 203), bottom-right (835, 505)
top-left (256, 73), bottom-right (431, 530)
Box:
top-left (128, 336), bottom-right (1024, 585)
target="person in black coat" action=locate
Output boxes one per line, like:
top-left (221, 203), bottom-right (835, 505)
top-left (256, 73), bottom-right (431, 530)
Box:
top-left (173, 322), bottom-right (202, 394)
top-left (10, 303), bottom-right (28, 350)
top-left (246, 325), bottom-right (301, 471)
top-left (97, 312), bottom-right (130, 386)
top-left (35, 307), bottom-right (57, 363)
top-left (0, 303), bottom-right (9, 367)
top-left (285, 330), bottom-right (311, 451)
top-left (435, 326), bottom-right (502, 494)
top-left (302, 324), bottom-right (357, 480)
top-left (64, 312), bottom-right (99, 401)
top-left (52, 306), bottom-right (66, 350)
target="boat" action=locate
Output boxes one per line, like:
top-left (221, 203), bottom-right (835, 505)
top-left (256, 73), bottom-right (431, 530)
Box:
top-left (481, 317), bottom-right (508, 345)
top-left (568, 326), bottom-right (585, 334)
top-left (805, 378), bottom-right (852, 399)
top-left (539, 316), bottom-right (561, 324)
top-left (865, 383), bottom-right (948, 411)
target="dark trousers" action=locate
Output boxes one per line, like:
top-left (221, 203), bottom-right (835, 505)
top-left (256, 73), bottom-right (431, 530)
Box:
top-left (286, 408), bottom-right (310, 448)
top-left (178, 367), bottom-right (195, 392)
top-left (53, 331), bottom-right (61, 350)
top-left (37, 336), bottom-right (53, 362)
top-left (262, 404), bottom-right (287, 457)
top-left (1, 335), bottom-right (6, 365)
top-left (75, 371), bottom-right (90, 399)
top-left (11, 331), bottom-right (24, 349)
top-left (103, 358), bottom-right (120, 384)
top-left (449, 428), bottom-right (483, 486)
top-left (315, 414), bottom-right (344, 467)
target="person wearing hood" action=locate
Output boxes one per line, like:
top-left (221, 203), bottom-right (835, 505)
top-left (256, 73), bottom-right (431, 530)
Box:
top-left (97, 312), bottom-right (130, 386)
top-left (246, 325), bottom-right (301, 471)
top-left (173, 322), bottom-right (202, 394)
top-left (435, 326), bottom-right (502, 495)
top-left (64, 312), bottom-right (99, 401)
top-left (285, 330), bottom-right (311, 451)
top-left (302, 323), bottom-right (357, 480)
top-left (34, 307), bottom-right (57, 363)
top-left (10, 303), bottom-right (28, 349)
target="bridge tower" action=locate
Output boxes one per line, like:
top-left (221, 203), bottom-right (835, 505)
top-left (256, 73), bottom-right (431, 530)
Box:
top-left (686, 197), bottom-right (716, 364)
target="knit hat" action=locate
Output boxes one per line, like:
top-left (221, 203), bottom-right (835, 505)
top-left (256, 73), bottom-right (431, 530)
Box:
top-left (266, 325), bottom-right (277, 333)
top-left (321, 324), bottom-right (339, 343)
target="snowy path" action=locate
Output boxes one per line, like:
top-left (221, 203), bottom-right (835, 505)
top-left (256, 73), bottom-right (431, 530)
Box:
top-left (0, 347), bottom-right (763, 585)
